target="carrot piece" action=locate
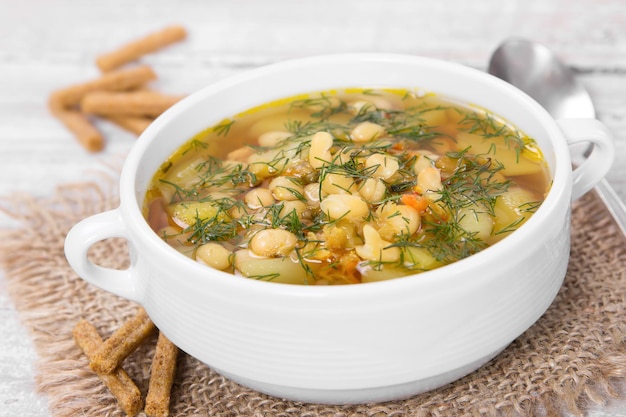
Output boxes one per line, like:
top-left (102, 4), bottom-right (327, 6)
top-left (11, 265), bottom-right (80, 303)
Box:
top-left (391, 141), bottom-right (405, 151)
top-left (401, 193), bottom-right (430, 212)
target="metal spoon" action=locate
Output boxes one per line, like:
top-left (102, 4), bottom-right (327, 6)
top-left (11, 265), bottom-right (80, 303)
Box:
top-left (488, 38), bottom-right (626, 237)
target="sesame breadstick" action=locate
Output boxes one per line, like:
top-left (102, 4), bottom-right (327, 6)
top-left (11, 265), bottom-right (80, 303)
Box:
top-left (51, 65), bottom-right (157, 108)
top-left (48, 96), bottom-right (103, 152)
top-left (145, 332), bottom-right (179, 417)
top-left (90, 307), bottom-right (156, 374)
top-left (96, 25), bottom-right (188, 72)
top-left (73, 319), bottom-right (143, 416)
top-left (81, 91), bottom-right (184, 118)
top-left (105, 115), bottom-right (153, 135)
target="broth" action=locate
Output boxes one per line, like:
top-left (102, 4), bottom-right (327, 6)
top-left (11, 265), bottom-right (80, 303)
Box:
top-left (144, 88), bottom-right (550, 285)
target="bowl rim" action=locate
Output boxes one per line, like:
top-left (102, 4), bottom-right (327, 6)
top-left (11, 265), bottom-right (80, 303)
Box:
top-left (119, 52), bottom-right (571, 298)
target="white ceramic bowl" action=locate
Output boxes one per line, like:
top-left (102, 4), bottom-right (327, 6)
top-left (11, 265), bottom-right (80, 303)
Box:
top-left (64, 54), bottom-right (615, 404)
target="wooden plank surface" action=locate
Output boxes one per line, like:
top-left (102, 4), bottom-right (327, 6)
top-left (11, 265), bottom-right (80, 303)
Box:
top-left (0, 0), bottom-right (624, 416)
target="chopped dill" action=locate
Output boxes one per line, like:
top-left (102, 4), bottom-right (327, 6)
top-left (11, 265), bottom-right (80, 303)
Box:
top-left (290, 94), bottom-right (347, 120)
top-left (213, 120), bottom-right (235, 136)
top-left (249, 272), bottom-right (281, 281)
top-left (182, 139), bottom-right (208, 155)
top-left (185, 209), bottom-right (237, 244)
top-left (495, 217), bottom-right (527, 235)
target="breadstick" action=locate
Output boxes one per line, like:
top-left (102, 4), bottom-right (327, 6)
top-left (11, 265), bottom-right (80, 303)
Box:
top-left (48, 96), bottom-right (103, 152)
top-left (91, 307), bottom-right (156, 374)
top-left (73, 319), bottom-right (143, 416)
top-left (96, 25), bottom-right (188, 72)
top-left (106, 115), bottom-right (153, 135)
top-left (51, 65), bottom-right (157, 107)
top-left (145, 332), bottom-right (179, 417)
top-left (81, 91), bottom-right (184, 117)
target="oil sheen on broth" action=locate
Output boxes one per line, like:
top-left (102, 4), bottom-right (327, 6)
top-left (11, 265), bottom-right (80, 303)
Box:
top-left (144, 88), bottom-right (550, 285)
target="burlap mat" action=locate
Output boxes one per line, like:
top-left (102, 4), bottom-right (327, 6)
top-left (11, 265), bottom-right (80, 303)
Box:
top-left (0, 171), bottom-right (624, 417)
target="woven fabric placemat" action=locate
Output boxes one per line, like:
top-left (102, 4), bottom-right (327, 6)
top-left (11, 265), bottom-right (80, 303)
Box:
top-left (0, 175), bottom-right (624, 417)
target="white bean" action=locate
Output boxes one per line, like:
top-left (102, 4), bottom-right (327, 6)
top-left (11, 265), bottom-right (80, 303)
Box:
top-left (308, 131), bottom-right (333, 169)
top-left (245, 187), bottom-right (275, 209)
top-left (333, 146), bottom-right (358, 165)
top-left (355, 225), bottom-right (400, 262)
top-left (303, 182), bottom-right (323, 206)
top-left (280, 200), bottom-right (307, 218)
top-left (417, 166), bottom-right (443, 199)
top-left (320, 173), bottom-right (356, 195)
top-left (377, 203), bottom-right (421, 240)
top-left (268, 176), bottom-right (304, 201)
top-left (320, 194), bottom-right (369, 222)
top-left (249, 229), bottom-right (298, 257)
top-left (358, 178), bottom-right (386, 203)
top-left (350, 122), bottom-right (385, 143)
top-left (413, 152), bottom-right (438, 175)
top-left (365, 153), bottom-right (399, 180)
top-left (196, 242), bottom-right (232, 270)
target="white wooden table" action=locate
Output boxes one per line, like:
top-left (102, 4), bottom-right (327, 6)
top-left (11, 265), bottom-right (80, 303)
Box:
top-left (1, 0), bottom-right (624, 416)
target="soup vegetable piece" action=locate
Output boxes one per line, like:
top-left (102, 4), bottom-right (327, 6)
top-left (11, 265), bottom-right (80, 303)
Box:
top-left (144, 88), bottom-right (549, 285)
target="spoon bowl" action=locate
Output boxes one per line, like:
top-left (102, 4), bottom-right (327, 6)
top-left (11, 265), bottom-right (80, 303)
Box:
top-left (488, 38), bottom-right (626, 236)
top-left (488, 38), bottom-right (595, 119)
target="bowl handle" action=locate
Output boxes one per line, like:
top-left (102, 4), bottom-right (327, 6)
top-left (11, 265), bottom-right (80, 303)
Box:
top-left (557, 119), bottom-right (615, 201)
top-left (64, 208), bottom-right (139, 302)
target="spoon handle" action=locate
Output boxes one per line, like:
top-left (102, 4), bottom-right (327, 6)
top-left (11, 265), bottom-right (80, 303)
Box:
top-left (594, 178), bottom-right (626, 238)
